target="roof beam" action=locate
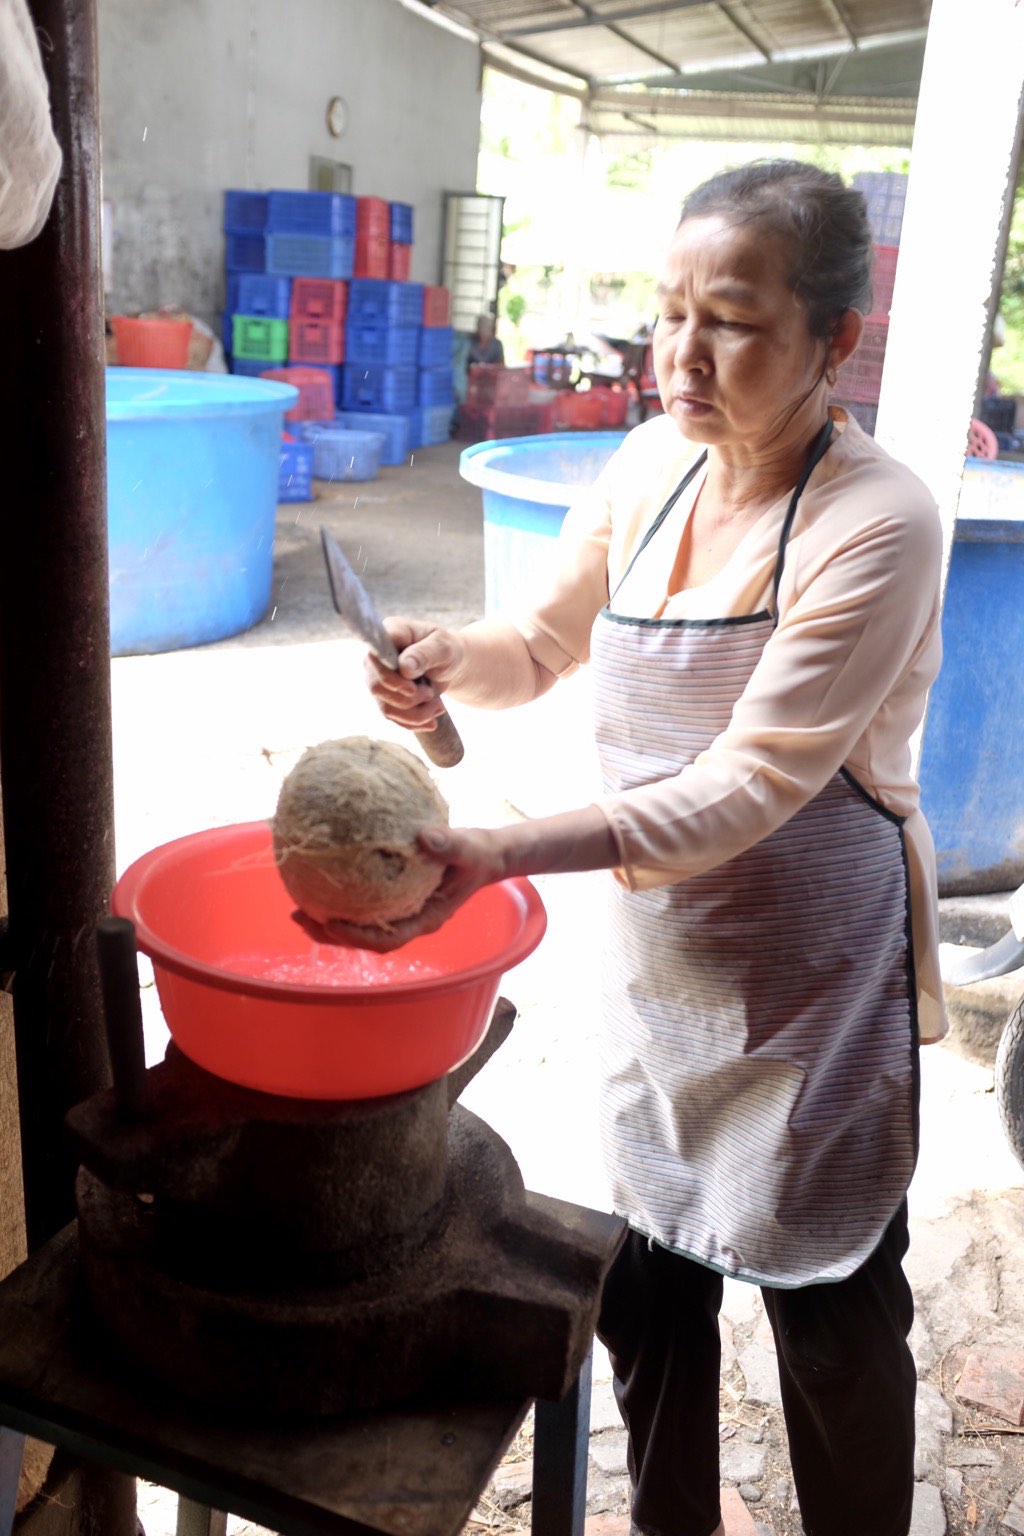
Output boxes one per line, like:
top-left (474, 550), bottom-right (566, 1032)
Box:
top-left (711, 1), bottom-right (772, 61)
top-left (502, 0), bottom-right (706, 37)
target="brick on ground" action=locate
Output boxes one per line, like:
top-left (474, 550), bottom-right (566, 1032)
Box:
top-left (721, 1485), bottom-right (761, 1534)
top-left (954, 1344), bottom-right (1024, 1424)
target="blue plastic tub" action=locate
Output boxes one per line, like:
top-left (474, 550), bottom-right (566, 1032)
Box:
top-left (106, 369), bottom-right (297, 655)
top-left (460, 431), bottom-right (627, 615)
top-left (918, 459), bottom-right (1024, 892)
top-left (297, 425), bottom-right (383, 482)
top-left (333, 409), bottom-right (410, 466)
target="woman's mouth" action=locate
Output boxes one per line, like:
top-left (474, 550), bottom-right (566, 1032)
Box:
top-left (675, 394), bottom-right (714, 417)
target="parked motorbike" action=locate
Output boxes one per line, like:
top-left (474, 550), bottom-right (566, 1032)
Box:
top-left (941, 882), bottom-right (1024, 1168)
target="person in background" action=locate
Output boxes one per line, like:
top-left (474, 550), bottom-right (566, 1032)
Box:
top-left (348, 160), bottom-right (945, 1536)
top-left (0, 0), bottom-right (61, 249)
top-left (467, 313), bottom-right (505, 367)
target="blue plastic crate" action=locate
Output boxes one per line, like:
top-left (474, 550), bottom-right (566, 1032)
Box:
top-left (237, 274), bottom-right (292, 318)
top-left (225, 231), bottom-right (267, 272)
top-left (299, 425), bottom-right (384, 482)
top-left (389, 202), bottom-right (414, 244)
top-left (341, 364), bottom-right (417, 413)
top-left (345, 323), bottom-right (421, 369)
top-left (265, 233), bottom-right (353, 280)
top-left (278, 437), bottom-right (314, 502)
top-left (224, 190), bottom-right (268, 231)
top-left (221, 313), bottom-right (234, 355)
top-left (230, 358), bottom-right (272, 377)
top-left (226, 274), bottom-right (242, 313)
top-left (348, 279), bottom-right (425, 328)
top-left (417, 403), bottom-right (454, 446)
top-left (417, 368), bottom-right (455, 407)
top-left (333, 409), bottom-right (410, 466)
top-left (267, 190), bottom-right (357, 238)
top-left (418, 327), bottom-right (453, 369)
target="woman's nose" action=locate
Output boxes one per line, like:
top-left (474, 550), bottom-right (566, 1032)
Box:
top-left (673, 318), bottom-right (707, 372)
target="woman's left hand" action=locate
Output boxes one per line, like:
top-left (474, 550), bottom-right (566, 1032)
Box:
top-left (292, 825), bottom-right (509, 952)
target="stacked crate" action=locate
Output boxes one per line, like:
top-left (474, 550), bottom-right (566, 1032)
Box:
top-left (221, 187), bottom-right (451, 471)
top-left (832, 173), bottom-right (909, 436)
top-left (355, 197), bottom-right (391, 279)
top-left (389, 202), bottom-right (414, 281)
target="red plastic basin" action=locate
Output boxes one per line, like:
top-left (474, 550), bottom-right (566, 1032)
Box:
top-left (111, 821), bottom-right (546, 1100)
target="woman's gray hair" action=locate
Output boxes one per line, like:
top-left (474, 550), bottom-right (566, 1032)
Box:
top-left (678, 159), bottom-right (875, 342)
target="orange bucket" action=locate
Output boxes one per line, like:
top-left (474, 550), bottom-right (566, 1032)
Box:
top-left (110, 316), bottom-right (192, 369)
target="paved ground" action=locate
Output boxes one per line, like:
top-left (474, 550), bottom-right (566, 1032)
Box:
top-left (114, 438), bottom-right (1024, 1536)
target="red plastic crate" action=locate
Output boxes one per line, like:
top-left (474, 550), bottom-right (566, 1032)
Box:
top-left (354, 235), bottom-right (390, 279)
top-left (356, 197), bottom-right (390, 239)
top-left (289, 317), bottom-right (345, 365)
top-left (422, 286), bottom-right (450, 327)
top-left (457, 399), bottom-right (556, 442)
top-left (388, 243), bottom-right (412, 281)
top-left (290, 278), bottom-right (347, 324)
top-left (258, 365), bottom-right (336, 423)
top-left (872, 245), bottom-right (899, 315)
top-left (833, 313), bottom-right (888, 404)
top-left (465, 365), bottom-right (534, 409)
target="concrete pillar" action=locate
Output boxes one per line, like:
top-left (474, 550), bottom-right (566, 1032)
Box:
top-left (875, 0), bottom-right (1024, 577)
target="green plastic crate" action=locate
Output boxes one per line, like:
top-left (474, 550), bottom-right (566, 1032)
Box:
top-left (231, 314), bottom-right (289, 362)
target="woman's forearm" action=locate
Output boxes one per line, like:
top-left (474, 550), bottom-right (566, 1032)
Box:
top-left (491, 804), bottom-right (621, 879)
top-left (446, 620), bottom-right (560, 709)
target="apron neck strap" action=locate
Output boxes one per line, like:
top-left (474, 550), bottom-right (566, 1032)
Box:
top-left (610, 450), bottom-right (708, 602)
top-left (772, 416), bottom-right (835, 612)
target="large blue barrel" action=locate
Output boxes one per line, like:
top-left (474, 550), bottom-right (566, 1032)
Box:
top-left (918, 460), bottom-right (1024, 894)
top-left (106, 369), bottom-right (297, 655)
top-left (459, 432), bottom-right (627, 615)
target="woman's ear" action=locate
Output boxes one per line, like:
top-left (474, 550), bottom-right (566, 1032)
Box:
top-left (829, 307), bottom-right (865, 372)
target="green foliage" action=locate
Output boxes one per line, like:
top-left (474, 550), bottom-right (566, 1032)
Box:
top-left (503, 291), bottom-right (527, 328)
top-left (997, 167), bottom-right (1024, 393)
top-left (605, 147), bottom-right (656, 191)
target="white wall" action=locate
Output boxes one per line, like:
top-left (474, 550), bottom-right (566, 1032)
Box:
top-left (97, 0), bottom-right (483, 323)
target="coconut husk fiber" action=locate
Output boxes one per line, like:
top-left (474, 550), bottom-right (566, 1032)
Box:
top-left (272, 737), bottom-right (450, 927)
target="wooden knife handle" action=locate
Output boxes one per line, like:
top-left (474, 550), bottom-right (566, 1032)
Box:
top-left (415, 699), bottom-right (465, 767)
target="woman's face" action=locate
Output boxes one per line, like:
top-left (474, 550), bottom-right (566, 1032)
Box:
top-left (653, 213), bottom-right (828, 454)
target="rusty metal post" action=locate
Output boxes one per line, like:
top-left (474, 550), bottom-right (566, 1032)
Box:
top-left (0, 6), bottom-right (138, 1529)
top-left (0, 0), bottom-right (115, 1250)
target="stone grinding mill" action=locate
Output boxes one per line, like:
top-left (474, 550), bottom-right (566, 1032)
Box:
top-left (0, 818), bottom-right (624, 1535)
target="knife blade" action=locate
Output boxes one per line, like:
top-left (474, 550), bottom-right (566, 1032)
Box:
top-left (320, 528), bottom-right (465, 768)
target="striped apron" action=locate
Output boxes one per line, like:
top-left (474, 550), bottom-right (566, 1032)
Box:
top-left (590, 423), bottom-right (919, 1287)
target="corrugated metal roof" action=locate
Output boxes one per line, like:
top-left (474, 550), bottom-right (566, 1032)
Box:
top-left (415, 0), bottom-right (929, 142)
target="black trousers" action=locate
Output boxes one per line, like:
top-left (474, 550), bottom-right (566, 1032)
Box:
top-left (596, 1202), bottom-right (916, 1536)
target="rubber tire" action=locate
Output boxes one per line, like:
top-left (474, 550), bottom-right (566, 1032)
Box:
top-left (995, 995), bottom-right (1024, 1171)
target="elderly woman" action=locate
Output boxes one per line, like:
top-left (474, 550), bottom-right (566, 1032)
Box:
top-left (351, 161), bottom-right (944, 1536)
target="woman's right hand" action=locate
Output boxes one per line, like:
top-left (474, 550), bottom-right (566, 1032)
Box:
top-left (365, 617), bottom-right (465, 733)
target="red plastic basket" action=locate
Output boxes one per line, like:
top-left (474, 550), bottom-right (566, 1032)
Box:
top-left (258, 365), bottom-right (336, 422)
top-left (288, 318), bottom-right (345, 365)
top-left (457, 399), bottom-right (556, 442)
top-left (388, 243), bottom-right (412, 281)
top-left (354, 236), bottom-right (390, 279)
top-left (872, 246), bottom-right (899, 315)
top-left (110, 316), bottom-right (192, 369)
top-left (833, 314), bottom-right (889, 404)
top-left (591, 384), bottom-right (629, 427)
top-left (422, 286), bottom-right (451, 327)
top-left (290, 278), bottom-right (347, 324)
top-left (553, 390), bottom-right (605, 430)
top-left (356, 196), bottom-right (390, 240)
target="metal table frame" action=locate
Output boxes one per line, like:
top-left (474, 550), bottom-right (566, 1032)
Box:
top-left (0, 1223), bottom-right (600, 1536)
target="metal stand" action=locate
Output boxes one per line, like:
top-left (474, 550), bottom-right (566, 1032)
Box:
top-left (0, 1224), bottom-right (608, 1536)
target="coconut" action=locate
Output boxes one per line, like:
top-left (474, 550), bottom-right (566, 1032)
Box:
top-left (272, 736), bottom-right (450, 927)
